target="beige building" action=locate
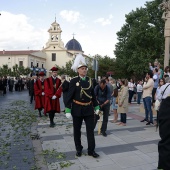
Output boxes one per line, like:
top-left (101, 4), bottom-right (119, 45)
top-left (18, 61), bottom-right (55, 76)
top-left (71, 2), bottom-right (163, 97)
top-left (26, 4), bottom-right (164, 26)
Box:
top-left (0, 19), bottom-right (87, 76)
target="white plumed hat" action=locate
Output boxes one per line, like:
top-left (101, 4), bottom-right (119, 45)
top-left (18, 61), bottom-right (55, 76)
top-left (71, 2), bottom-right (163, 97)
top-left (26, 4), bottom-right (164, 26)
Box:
top-left (71, 53), bottom-right (87, 72)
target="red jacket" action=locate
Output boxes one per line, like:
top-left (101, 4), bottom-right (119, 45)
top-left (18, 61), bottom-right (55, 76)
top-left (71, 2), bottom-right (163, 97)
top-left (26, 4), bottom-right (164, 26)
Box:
top-left (44, 77), bottom-right (62, 114)
top-left (34, 79), bottom-right (45, 109)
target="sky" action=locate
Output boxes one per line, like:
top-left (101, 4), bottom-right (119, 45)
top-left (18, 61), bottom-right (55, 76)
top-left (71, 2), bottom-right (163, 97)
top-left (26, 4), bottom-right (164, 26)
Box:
top-left (0, 0), bottom-right (153, 58)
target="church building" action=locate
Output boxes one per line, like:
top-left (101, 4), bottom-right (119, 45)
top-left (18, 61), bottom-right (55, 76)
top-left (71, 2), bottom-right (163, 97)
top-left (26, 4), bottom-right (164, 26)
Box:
top-left (0, 19), bottom-right (87, 76)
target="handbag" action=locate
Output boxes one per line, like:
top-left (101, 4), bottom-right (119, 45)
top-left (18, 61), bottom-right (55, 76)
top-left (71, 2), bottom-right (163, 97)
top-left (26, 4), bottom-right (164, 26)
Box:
top-left (116, 96), bottom-right (118, 104)
top-left (154, 99), bottom-right (160, 111)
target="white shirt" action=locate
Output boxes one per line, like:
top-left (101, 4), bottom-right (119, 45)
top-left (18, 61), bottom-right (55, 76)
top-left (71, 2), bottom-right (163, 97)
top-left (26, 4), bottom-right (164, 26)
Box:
top-left (158, 83), bottom-right (170, 100)
top-left (155, 87), bottom-right (161, 100)
top-left (52, 75), bottom-right (57, 79)
top-left (128, 82), bottom-right (134, 91)
top-left (137, 84), bottom-right (143, 92)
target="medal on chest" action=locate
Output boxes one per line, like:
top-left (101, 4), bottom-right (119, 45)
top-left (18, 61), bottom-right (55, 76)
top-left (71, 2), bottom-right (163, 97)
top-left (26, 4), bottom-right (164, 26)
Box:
top-left (76, 82), bottom-right (79, 86)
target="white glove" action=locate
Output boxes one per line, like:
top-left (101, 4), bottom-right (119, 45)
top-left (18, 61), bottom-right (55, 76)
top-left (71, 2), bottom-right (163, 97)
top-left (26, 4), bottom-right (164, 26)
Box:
top-left (42, 92), bottom-right (45, 96)
top-left (95, 109), bottom-right (100, 115)
top-left (52, 95), bottom-right (57, 100)
top-left (66, 113), bottom-right (72, 119)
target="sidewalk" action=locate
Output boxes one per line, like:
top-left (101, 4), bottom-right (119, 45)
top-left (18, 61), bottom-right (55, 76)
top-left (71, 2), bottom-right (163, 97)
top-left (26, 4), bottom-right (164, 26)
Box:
top-left (37, 102), bottom-right (159, 170)
top-left (0, 91), bottom-right (159, 170)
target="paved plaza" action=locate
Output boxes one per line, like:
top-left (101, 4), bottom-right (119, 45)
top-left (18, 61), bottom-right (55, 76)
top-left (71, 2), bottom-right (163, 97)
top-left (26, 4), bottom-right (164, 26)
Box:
top-left (0, 91), bottom-right (160, 170)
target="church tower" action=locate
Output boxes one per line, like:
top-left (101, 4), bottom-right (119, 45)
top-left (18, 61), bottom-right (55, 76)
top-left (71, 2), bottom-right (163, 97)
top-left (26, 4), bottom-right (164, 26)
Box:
top-left (45, 18), bottom-right (64, 49)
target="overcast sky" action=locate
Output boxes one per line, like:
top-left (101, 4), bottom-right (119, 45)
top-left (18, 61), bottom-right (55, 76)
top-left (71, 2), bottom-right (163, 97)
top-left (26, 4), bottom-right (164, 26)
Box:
top-left (0, 0), bottom-right (153, 58)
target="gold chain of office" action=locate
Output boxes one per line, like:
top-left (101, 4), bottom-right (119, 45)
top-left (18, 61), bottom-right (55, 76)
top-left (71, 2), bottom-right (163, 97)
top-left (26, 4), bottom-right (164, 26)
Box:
top-left (80, 78), bottom-right (92, 99)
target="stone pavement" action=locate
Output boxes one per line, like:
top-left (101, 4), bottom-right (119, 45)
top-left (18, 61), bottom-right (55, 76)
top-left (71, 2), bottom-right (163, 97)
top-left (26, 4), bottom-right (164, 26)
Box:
top-left (0, 91), bottom-right (160, 170)
top-left (37, 102), bottom-right (160, 170)
top-left (0, 90), bottom-right (37, 170)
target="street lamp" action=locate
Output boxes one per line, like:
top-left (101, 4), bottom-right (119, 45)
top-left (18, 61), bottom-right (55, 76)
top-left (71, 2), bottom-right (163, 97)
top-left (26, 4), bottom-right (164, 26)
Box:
top-left (92, 55), bottom-right (98, 80)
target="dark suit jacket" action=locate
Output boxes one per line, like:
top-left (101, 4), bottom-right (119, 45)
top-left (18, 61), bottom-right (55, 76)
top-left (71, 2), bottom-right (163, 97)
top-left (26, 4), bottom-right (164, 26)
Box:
top-left (62, 80), bottom-right (69, 105)
top-left (30, 79), bottom-right (35, 95)
top-left (158, 96), bottom-right (170, 170)
top-left (66, 76), bottom-right (99, 117)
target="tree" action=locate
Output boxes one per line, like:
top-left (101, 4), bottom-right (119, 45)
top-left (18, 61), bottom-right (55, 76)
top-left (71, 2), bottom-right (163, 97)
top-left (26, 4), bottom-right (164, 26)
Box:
top-left (114, 0), bottom-right (164, 79)
top-left (0, 64), bottom-right (31, 77)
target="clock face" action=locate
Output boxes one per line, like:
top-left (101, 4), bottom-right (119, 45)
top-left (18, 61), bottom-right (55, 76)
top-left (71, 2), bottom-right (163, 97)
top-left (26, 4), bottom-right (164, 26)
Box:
top-left (51, 35), bottom-right (58, 41)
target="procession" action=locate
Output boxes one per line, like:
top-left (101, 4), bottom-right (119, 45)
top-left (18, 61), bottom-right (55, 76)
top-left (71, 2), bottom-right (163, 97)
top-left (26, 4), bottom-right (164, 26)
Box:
top-left (1, 0), bottom-right (170, 170)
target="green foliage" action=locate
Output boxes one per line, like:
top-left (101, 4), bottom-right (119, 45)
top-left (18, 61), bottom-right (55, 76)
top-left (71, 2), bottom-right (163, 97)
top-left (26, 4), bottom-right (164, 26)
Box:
top-left (0, 64), bottom-right (31, 77)
top-left (57, 61), bottom-right (77, 77)
top-left (114, 0), bottom-right (164, 78)
top-left (59, 56), bottom-right (117, 79)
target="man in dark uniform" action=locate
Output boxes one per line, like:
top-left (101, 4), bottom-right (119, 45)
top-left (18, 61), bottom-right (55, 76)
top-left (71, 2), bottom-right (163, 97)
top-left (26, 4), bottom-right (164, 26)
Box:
top-left (65, 54), bottom-right (100, 158)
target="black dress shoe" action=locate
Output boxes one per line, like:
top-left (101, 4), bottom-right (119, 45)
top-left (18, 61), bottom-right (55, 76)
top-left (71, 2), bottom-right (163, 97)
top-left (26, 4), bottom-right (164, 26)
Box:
top-left (88, 152), bottom-right (99, 158)
top-left (49, 123), bottom-right (55, 128)
top-left (140, 119), bottom-right (148, 122)
top-left (101, 132), bottom-right (107, 137)
top-left (52, 122), bottom-right (56, 126)
top-left (76, 151), bottom-right (82, 157)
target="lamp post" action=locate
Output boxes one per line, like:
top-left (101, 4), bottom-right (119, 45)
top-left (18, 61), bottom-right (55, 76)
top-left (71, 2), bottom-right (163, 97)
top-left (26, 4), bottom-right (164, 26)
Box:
top-left (92, 55), bottom-right (98, 80)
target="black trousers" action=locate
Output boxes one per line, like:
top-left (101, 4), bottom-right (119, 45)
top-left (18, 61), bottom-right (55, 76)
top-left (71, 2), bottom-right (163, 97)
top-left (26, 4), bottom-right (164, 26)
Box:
top-left (30, 93), bottom-right (34, 103)
top-left (128, 90), bottom-right (134, 103)
top-left (72, 115), bottom-right (95, 154)
top-left (49, 110), bottom-right (55, 123)
top-left (100, 104), bottom-right (110, 133)
top-left (3, 86), bottom-right (6, 94)
top-left (121, 113), bottom-right (127, 123)
top-left (152, 88), bottom-right (157, 104)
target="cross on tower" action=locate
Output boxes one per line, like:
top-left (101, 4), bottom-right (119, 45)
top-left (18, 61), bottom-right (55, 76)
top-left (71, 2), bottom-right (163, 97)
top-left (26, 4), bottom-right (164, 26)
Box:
top-left (72, 33), bottom-right (76, 39)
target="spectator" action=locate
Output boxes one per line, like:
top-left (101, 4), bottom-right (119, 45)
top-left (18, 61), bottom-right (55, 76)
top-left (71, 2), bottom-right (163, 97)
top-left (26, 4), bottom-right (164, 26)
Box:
top-left (30, 76), bottom-right (37, 104)
top-left (3, 76), bottom-right (7, 95)
top-left (157, 64), bottom-right (164, 79)
top-left (164, 66), bottom-right (170, 77)
top-left (14, 78), bottom-right (18, 91)
top-left (157, 77), bottom-right (170, 102)
top-left (128, 78), bottom-right (135, 104)
top-left (140, 71), bottom-right (154, 125)
top-left (61, 75), bottom-right (69, 110)
top-left (137, 80), bottom-right (143, 104)
top-left (0, 77), bottom-right (4, 96)
top-left (18, 78), bottom-right (22, 91)
top-left (155, 78), bottom-right (165, 126)
top-left (152, 68), bottom-right (159, 105)
top-left (94, 79), bottom-right (111, 137)
top-left (117, 79), bottom-right (129, 126)
top-left (110, 78), bottom-right (118, 123)
top-left (9, 78), bottom-right (14, 92)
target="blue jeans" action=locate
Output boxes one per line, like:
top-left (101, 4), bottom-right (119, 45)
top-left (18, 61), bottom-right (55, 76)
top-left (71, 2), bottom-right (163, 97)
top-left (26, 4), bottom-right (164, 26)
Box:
top-left (143, 97), bottom-right (153, 122)
top-left (137, 92), bottom-right (142, 104)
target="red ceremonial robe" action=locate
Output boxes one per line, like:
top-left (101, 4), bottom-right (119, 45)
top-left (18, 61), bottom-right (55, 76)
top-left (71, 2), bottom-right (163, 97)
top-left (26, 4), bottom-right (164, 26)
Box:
top-left (44, 77), bottom-right (62, 114)
top-left (34, 79), bottom-right (45, 110)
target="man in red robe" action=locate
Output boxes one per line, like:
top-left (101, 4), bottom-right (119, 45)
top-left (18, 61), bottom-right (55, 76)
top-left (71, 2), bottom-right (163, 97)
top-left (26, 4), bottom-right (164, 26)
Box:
top-left (44, 67), bottom-right (62, 127)
top-left (34, 72), bottom-right (46, 117)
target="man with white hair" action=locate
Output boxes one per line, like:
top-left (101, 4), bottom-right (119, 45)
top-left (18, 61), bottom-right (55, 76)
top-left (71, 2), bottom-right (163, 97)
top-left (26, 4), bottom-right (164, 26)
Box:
top-left (65, 54), bottom-right (100, 158)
